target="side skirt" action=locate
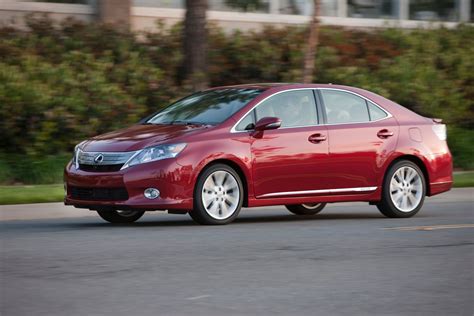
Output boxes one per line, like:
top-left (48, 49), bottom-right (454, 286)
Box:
top-left (247, 189), bottom-right (382, 208)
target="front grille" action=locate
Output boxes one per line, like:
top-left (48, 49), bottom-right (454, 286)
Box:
top-left (77, 150), bottom-right (137, 172)
top-left (78, 151), bottom-right (136, 165)
top-left (69, 186), bottom-right (129, 201)
top-left (79, 164), bottom-right (123, 172)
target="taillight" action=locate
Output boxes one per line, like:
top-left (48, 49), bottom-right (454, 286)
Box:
top-left (432, 124), bottom-right (447, 141)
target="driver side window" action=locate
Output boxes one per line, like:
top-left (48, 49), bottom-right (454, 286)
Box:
top-left (235, 111), bottom-right (255, 131)
top-left (255, 90), bottom-right (318, 128)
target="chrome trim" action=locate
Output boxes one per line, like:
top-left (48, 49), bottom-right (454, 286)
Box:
top-left (317, 87), bottom-right (393, 125)
top-left (230, 88), bottom-right (318, 133)
top-left (120, 150), bottom-right (143, 170)
top-left (77, 150), bottom-right (139, 166)
top-left (431, 180), bottom-right (453, 185)
top-left (230, 87), bottom-right (393, 133)
top-left (257, 186), bottom-right (378, 198)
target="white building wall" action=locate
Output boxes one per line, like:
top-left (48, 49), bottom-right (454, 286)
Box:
top-left (0, 0), bottom-right (467, 31)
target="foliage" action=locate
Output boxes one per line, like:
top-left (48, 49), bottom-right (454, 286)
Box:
top-left (0, 15), bottom-right (472, 184)
top-left (0, 154), bottom-right (70, 184)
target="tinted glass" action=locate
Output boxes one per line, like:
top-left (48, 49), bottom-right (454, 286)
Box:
top-left (255, 90), bottom-right (318, 128)
top-left (348, 0), bottom-right (399, 19)
top-left (368, 102), bottom-right (388, 121)
top-left (235, 111), bottom-right (255, 131)
top-left (147, 88), bottom-right (263, 125)
top-left (321, 90), bottom-right (370, 124)
top-left (409, 0), bottom-right (458, 22)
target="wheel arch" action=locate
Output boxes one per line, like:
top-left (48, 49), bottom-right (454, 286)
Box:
top-left (383, 155), bottom-right (430, 196)
top-left (195, 159), bottom-right (250, 207)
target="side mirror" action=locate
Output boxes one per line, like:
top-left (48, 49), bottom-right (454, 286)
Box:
top-left (254, 117), bottom-right (282, 132)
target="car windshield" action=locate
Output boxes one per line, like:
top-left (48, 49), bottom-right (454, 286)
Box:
top-left (146, 88), bottom-right (264, 126)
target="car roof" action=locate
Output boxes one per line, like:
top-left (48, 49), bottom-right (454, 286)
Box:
top-left (208, 83), bottom-right (360, 91)
top-left (206, 83), bottom-right (290, 91)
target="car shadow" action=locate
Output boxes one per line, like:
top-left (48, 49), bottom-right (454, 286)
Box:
top-left (2, 210), bottom-right (433, 233)
top-left (68, 211), bottom-right (391, 229)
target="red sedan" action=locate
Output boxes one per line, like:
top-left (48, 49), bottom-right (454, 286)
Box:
top-left (64, 84), bottom-right (453, 225)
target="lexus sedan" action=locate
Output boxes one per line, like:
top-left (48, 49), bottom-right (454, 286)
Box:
top-left (64, 83), bottom-right (453, 225)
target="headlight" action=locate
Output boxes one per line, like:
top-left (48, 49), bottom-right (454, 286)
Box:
top-left (121, 143), bottom-right (187, 170)
top-left (72, 145), bottom-right (83, 169)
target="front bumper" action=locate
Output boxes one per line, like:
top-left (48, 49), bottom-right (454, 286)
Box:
top-left (64, 159), bottom-right (194, 211)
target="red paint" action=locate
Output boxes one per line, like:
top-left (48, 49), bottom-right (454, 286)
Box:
top-left (64, 84), bottom-right (453, 211)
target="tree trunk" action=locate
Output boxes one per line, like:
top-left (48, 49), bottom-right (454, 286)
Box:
top-left (98, 0), bottom-right (131, 30)
top-left (183, 0), bottom-right (208, 91)
top-left (302, 0), bottom-right (321, 84)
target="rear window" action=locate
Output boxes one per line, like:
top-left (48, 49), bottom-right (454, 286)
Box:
top-left (368, 102), bottom-right (388, 121)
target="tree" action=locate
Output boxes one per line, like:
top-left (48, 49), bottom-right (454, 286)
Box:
top-left (98, 0), bottom-right (131, 29)
top-left (183, 0), bottom-right (208, 90)
top-left (302, 0), bottom-right (321, 83)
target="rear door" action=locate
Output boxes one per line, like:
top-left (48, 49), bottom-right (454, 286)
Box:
top-left (317, 88), bottom-right (399, 191)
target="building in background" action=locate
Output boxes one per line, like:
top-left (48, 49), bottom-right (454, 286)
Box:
top-left (0, 0), bottom-right (472, 30)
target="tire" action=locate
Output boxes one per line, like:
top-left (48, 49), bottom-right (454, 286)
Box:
top-left (377, 160), bottom-right (426, 218)
top-left (189, 164), bottom-right (244, 225)
top-left (97, 209), bottom-right (145, 223)
top-left (285, 203), bottom-right (326, 215)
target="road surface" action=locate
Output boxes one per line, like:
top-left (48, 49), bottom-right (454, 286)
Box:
top-left (1, 189), bottom-right (473, 315)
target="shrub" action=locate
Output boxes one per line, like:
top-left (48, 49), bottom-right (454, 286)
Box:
top-left (0, 15), bottom-right (472, 184)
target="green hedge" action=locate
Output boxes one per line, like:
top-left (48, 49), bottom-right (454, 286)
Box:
top-left (0, 16), bottom-right (472, 184)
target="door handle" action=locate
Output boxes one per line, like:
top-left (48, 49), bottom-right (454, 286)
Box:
top-left (377, 129), bottom-right (394, 139)
top-left (308, 133), bottom-right (327, 143)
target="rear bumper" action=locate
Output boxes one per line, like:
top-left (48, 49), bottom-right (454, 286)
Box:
top-left (429, 181), bottom-right (453, 196)
top-left (427, 152), bottom-right (453, 196)
top-left (64, 159), bottom-right (194, 211)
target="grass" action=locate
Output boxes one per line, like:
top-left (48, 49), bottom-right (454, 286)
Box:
top-left (453, 171), bottom-right (474, 188)
top-left (0, 184), bottom-right (64, 205)
top-left (0, 172), bottom-right (472, 205)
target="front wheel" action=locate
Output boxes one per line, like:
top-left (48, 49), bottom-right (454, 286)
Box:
top-left (286, 203), bottom-right (327, 215)
top-left (377, 160), bottom-right (426, 218)
top-left (97, 210), bottom-right (145, 223)
top-left (189, 164), bottom-right (244, 225)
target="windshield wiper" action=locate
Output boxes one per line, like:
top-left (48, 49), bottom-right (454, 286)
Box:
top-left (141, 122), bottom-right (167, 125)
top-left (169, 120), bottom-right (208, 126)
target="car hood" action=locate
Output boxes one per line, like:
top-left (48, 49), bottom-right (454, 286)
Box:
top-left (80, 124), bottom-right (208, 152)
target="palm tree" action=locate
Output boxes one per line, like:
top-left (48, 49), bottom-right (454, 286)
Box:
top-left (302, 0), bottom-right (321, 83)
top-left (183, 0), bottom-right (209, 90)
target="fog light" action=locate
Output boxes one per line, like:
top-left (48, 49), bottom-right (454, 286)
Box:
top-left (144, 188), bottom-right (160, 199)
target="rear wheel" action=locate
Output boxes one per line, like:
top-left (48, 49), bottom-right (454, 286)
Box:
top-left (377, 160), bottom-right (426, 218)
top-left (189, 164), bottom-right (244, 225)
top-left (286, 203), bottom-right (326, 215)
top-left (97, 210), bottom-right (145, 223)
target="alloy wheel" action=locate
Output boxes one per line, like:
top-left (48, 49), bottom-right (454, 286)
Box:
top-left (201, 170), bottom-right (240, 220)
top-left (389, 166), bottom-right (423, 212)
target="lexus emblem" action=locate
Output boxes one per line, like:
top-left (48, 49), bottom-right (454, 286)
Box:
top-left (94, 154), bottom-right (104, 164)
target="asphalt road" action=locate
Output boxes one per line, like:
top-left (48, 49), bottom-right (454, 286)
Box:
top-left (1, 189), bottom-right (473, 316)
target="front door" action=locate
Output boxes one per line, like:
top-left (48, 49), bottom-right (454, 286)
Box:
top-left (248, 89), bottom-right (331, 198)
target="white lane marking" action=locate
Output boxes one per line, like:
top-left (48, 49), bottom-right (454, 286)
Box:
top-left (187, 295), bottom-right (211, 300)
top-left (384, 224), bottom-right (474, 231)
